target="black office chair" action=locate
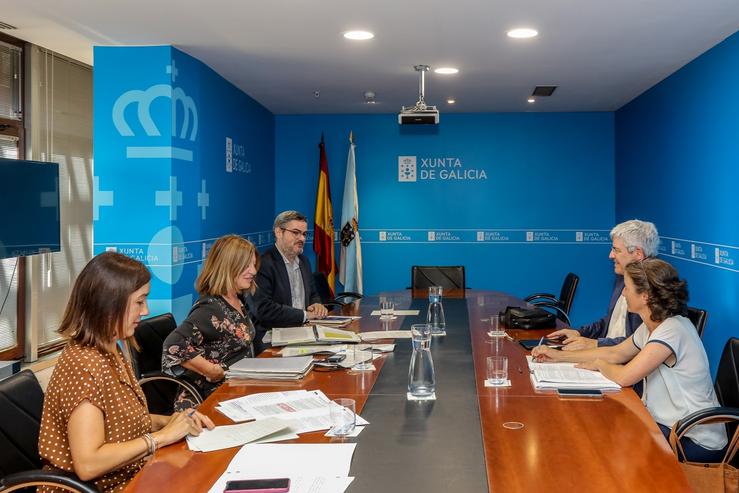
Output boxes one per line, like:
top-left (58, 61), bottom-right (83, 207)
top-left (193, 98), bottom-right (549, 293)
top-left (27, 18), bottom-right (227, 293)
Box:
top-left (0, 369), bottom-right (98, 493)
top-left (686, 307), bottom-right (708, 339)
top-left (524, 272), bottom-right (579, 325)
top-left (131, 313), bottom-right (203, 415)
top-left (312, 272), bottom-right (362, 309)
top-left (671, 337), bottom-right (739, 467)
top-left (410, 266), bottom-right (466, 294)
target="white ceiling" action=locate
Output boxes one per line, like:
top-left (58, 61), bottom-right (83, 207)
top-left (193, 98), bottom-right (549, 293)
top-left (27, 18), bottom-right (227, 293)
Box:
top-left (3, 0), bottom-right (739, 114)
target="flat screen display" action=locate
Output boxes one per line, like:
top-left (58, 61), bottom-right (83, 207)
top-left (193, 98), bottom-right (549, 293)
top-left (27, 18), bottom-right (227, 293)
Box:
top-left (0, 158), bottom-right (61, 259)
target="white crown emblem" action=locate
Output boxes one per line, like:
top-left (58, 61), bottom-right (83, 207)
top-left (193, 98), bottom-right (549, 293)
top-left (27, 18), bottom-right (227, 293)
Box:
top-left (112, 80), bottom-right (199, 162)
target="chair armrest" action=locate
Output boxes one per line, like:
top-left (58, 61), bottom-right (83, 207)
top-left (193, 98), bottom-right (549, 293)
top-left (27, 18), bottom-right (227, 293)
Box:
top-left (336, 291), bottom-right (362, 301)
top-left (527, 301), bottom-right (571, 326)
top-left (673, 406), bottom-right (739, 437)
top-left (524, 293), bottom-right (557, 303)
top-left (323, 301), bottom-right (345, 310)
top-left (1, 470), bottom-right (99, 493)
top-left (138, 373), bottom-right (204, 405)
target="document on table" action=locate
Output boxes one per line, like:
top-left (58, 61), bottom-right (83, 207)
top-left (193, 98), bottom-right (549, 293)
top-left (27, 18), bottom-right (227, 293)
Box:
top-left (526, 356), bottom-right (621, 390)
top-left (370, 309), bottom-right (420, 316)
top-left (207, 443), bottom-right (357, 493)
top-left (217, 389), bottom-right (369, 433)
top-left (360, 330), bottom-right (412, 340)
top-left (186, 417), bottom-right (288, 452)
top-left (280, 344), bottom-right (347, 357)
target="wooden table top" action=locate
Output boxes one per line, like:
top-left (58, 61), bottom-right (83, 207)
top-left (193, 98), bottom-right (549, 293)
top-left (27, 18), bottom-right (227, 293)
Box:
top-left (124, 291), bottom-right (690, 493)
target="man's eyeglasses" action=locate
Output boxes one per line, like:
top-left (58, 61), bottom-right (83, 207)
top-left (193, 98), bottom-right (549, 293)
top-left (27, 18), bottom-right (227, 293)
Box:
top-left (280, 227), bottom-right (308, 238)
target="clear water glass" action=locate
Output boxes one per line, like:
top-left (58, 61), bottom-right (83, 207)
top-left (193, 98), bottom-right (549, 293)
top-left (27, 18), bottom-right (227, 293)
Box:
top-left (488, 315), bottom-right (505, 338)
top-left (380, 300), bottom-right (395, 319)
top-left (352, 344), bottom-right (373, 370)
top-left (486, 356), bottom-right (508, 385)
top-left (330, 398), bottom-right (356, 436)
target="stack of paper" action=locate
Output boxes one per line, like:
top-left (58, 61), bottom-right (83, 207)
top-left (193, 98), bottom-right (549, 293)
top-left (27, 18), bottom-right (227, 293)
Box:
top-left (279, 344), bottom-right (347, 357)
top-left (360, 330), bottom-right (412, 340)
top-left (369, 309), bottom-right (420, 316)
top-left (271, 326), bottom-right (361, 346)
top-left (526, 356), bottom-right (621, 391)
top-left (226, 355), bottom-right (313, 380)
top-left (216, 389), bottom-right (369, 434)
top-left (186, 417), bottom-right (290, 452)
top-left (306, 315), bottom-right (358, 327)
top-left (207, 443), bottom-right (357, 493)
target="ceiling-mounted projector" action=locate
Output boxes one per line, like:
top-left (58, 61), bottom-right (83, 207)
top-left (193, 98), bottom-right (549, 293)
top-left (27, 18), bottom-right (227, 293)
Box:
top-left (399, 64), bottom-right (439, 125)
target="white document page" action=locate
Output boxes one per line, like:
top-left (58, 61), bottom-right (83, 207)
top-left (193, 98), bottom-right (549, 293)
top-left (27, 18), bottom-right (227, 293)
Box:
top-left (217, 390), bottom-right (311, 422)
top-left (526, 356), bottom-right (620, 389)
top-left (370, 309), bottom-right (420, 316)
top-left (207, 443), bottom-right (357, 493)
top-left (360, 330), bottom-right (412, 340)
top-left (280, 344), bottom-right (347, 357)
top-left (314, 326), bottom-right (361, 342)
top-left (272, 326), bottom-right (317, 346)
top-left (217, 390), bottom-right (368, 433)
top-left (186, 417), bottom-right (288, 452)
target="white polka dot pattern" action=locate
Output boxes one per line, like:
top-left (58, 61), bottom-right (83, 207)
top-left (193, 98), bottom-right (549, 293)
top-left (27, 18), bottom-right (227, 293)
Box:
top-left (39, 343), bottom-right (152, 493)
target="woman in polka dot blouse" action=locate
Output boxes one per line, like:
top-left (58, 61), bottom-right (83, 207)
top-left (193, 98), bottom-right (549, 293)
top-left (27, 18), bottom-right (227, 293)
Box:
top-left (39, 252), bottom-right (215, 493)
top-left (163, 235), bottom-right (258, 410)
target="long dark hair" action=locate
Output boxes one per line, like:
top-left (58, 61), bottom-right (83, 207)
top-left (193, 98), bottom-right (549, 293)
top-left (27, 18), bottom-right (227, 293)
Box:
top-left (624, 258), bottom-right (688, 323)
top-left (58, 252), bottom-right (151, 352)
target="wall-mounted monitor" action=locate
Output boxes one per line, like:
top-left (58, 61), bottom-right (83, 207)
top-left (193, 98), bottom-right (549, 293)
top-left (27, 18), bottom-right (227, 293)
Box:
top-left (0, 158), bottom-right (61, 260)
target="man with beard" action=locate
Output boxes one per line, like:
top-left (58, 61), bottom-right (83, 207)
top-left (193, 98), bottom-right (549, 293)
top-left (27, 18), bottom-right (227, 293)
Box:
top-left (249, 210), bottom-right (328, 352)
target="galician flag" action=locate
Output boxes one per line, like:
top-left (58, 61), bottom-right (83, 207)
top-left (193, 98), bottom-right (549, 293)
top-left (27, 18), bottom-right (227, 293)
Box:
top-left (313, 134), bottom-right (336, 296)
top-left (339, 131), bottom-right (363, 294)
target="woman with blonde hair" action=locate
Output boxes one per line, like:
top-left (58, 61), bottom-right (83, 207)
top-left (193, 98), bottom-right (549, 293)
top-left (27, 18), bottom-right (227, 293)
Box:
top-left (163, 234), bottom-right (258, 410)
top-left (39, 252), bottom-right (213, 493)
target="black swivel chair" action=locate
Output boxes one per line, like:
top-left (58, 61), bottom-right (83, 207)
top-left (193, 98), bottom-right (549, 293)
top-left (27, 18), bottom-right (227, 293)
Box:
top-left (312, 272), bottom-right (362, 309)
top-left (524, 272), bottom-right (580, 326)
top-left (131, 313), bottom-right (203, 415)
top-left (410, 266), bottom-right (466, 296)
top-left (671, 337), bottom-right (739, 466)
top-left (0, 370), bottom-right (98, 493)
top-left (686, 307), bottom-right (708, 339)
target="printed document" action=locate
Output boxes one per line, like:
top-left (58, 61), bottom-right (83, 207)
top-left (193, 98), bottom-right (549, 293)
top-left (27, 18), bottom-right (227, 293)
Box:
top-left (186, 417), bottom-right (288, 452)
top-left (207, 443), bottom-right (357, 493)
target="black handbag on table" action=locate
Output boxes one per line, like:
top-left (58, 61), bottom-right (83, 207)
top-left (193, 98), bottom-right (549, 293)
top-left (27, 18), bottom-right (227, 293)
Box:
top-left (499, 306), bottom-right (556, 329)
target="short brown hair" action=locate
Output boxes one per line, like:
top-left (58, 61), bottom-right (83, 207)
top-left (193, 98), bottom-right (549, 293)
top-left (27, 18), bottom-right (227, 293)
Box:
top-left (58, 252), bottom-right (151, 353)
top-left (624, 258), bottom-right (688, 323)
top-left (196, 235), bottom-right (259, 296)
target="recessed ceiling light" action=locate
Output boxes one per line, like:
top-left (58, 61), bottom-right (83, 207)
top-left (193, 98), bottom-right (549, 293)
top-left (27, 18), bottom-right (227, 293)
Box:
top-left (344, 30), bottom-right (374, 40)
top-left (527, 98), bottom-right (536, 103)
top-left (447, 99), bottom-right (456, 104)
top-left (507, 28), bottom-right (538, 39)
top-left (435, 67), bottom-right (459, 75)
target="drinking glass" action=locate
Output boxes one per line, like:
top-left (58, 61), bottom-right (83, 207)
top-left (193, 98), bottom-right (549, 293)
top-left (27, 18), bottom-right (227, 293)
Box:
top-left (380, 300), bottom-right (395, 320)
top-left (486, 356), bottom-right (508, 385)
top-left (330, 398), bottom-right (356, 436)
top-left (488, 315), bottom-right (505, 338)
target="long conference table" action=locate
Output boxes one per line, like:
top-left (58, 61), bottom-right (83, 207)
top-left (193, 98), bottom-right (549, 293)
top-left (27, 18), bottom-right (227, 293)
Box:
top-left (124, 290), bottom-right (691, 493)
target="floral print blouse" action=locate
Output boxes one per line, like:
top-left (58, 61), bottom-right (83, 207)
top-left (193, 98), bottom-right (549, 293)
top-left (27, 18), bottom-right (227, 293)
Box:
top-left (162, 295), bottom-right (255, 410)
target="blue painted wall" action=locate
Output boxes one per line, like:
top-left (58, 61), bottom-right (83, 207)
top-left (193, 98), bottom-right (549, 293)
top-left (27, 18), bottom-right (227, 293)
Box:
top-left (93, 46), bottom-right (275, 323)
top-left (275, 113), bottom-right (617, 325)
top-left (616, 31), bottom-right (739, 373)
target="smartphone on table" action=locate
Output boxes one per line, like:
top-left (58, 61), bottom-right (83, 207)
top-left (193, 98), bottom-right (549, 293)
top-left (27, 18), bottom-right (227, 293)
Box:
top-left (224, 478), bottom-right (290, 493)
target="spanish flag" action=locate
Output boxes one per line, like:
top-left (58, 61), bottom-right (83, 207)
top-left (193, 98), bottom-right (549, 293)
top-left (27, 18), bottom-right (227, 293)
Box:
top-left (313, 134), bottom-right (336, 296)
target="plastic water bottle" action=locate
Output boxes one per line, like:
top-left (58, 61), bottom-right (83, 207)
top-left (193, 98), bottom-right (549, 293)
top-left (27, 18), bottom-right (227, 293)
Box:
top-left (408, 323), bottom-right (436, 400)
top-left (427, 286), bottom-right (446, 334)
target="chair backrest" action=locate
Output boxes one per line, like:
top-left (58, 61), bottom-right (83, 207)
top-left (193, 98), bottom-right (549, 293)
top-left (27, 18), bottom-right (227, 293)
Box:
top-left (132, 313), bottom-right (179, 414)
top-left (411, 266), bottom-right (466, 292)
top-left (0, 369), bottom-right (44, 476)
top-left (686, 307), bottom-right (708, 338)
top-left (312, 272), bottom-right (334, 305)
top-left (557, 273), bottom-right (580, 315)
top-left (715, 337), bottom-right (739, 408)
